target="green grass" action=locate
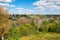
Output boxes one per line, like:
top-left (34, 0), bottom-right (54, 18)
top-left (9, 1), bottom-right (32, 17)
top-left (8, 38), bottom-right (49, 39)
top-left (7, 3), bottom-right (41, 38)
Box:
top-left (19, 32), bottom-right (60, 40)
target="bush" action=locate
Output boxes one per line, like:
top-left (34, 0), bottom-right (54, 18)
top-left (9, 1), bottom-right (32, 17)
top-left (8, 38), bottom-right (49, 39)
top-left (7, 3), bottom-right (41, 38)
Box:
top-left (48, 23), bottom-right (56, 32)
top-left (48, 21), bottom-right (60, 33)
top-left (40, 20), bottom-right (60, 33)
top-left (5, 26), bottom-right (20, 40)
top-left (19, 24), bottom-right (39, 36)
top-left (5, 23), bottom-right (39, 40)
top-left (40, 20), bottom-right (49, 32)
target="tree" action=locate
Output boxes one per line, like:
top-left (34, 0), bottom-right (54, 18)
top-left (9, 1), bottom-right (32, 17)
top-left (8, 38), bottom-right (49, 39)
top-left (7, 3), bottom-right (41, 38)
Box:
top-left (0, 6), bottom-right (12, 40)
top-left (17, 17), bottom-right (30, 25)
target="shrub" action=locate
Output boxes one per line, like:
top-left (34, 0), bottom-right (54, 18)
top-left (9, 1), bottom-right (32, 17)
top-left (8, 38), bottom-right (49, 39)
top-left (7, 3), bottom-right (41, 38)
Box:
top-left (40, 20), bottom-right (60, 33)
top-left (19, 24), bottom-right (39, 36)
top-left (48, 21), bottom-right (60, 33)
top-left (40, 20), bottom-right (49, 32)
top-left (5, 26), bottom-right (20, 40)
top-left (5, 23), bottom-right (39, 40)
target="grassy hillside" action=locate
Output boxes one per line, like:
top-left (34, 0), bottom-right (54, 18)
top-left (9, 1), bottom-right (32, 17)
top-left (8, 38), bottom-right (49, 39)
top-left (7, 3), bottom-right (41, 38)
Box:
top-left (19, 32), bottom-right (60, 40)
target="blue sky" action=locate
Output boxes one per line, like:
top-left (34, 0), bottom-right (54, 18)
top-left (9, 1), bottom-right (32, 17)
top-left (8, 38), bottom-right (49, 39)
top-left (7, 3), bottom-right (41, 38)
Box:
top-left (10, 0), bottom-right (37, 9)
top-left (0, 0), bottom-right (60, 15)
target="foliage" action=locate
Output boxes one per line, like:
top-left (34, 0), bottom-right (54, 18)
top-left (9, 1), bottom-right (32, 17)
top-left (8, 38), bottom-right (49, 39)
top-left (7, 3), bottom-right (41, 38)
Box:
top-left (19, 32), bottom-right (60, 40)
top-left (4, 15), bottom-right (60, 40)
top-left (48, 21), bottom-right (60, 33)
top-left (5, 26), bottom-right (20, 40)
top-left (0, 6), bottom-right (12, 40)
top-left (40, 18), bottom-right (60, 33)
top-left (0, 7), bottom-right (60, 40)
top-left (5, 23), bottom-right (39, 40)
top-left (40, 20), bottom-right (49, 32)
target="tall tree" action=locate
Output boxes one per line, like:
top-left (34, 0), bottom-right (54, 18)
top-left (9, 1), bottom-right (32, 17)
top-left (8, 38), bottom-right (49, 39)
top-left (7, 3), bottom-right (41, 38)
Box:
top-left (0, 6), bottom-right (12, 40)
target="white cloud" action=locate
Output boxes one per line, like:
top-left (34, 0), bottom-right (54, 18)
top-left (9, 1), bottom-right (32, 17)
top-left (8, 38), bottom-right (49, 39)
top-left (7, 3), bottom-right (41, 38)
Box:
top-left (0, 3), bottom-right (10, 6)
top-left (0, 3), bottom-right (16, 14)
top-left (10, 5), bottom-right (16, 7)
top-left (8, 0), bottom-right (60, 15)
top-left (0, 0), bottom-right (14, 2)
top-left (33, 0), bottom-right (60, 8)
top-left (24, 9), bottom-right (35, 14)
top-left (33, 0), bottom-right (60, 14)
top-left (3, 7), bottom-right (8, 9)
top-left (46, 0), bottom-right (60, 4)
top-left (10, 7), bottom-right (36, 14)
top-left (33, 0), bottom-right (47, 6)
top-left (15, 7), bottom-right (23, 10)
top-left (0, 3), bottom-right (16, 7)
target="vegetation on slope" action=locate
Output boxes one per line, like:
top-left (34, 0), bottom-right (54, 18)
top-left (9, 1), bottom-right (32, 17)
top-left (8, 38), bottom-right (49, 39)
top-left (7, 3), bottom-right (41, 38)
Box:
top-left (0, 6), bottom-right (60, 40)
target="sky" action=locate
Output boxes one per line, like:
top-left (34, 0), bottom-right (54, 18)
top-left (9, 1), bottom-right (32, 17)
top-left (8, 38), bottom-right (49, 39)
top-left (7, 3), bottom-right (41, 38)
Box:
top-left (0, 0), bottom-right (60, 15)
